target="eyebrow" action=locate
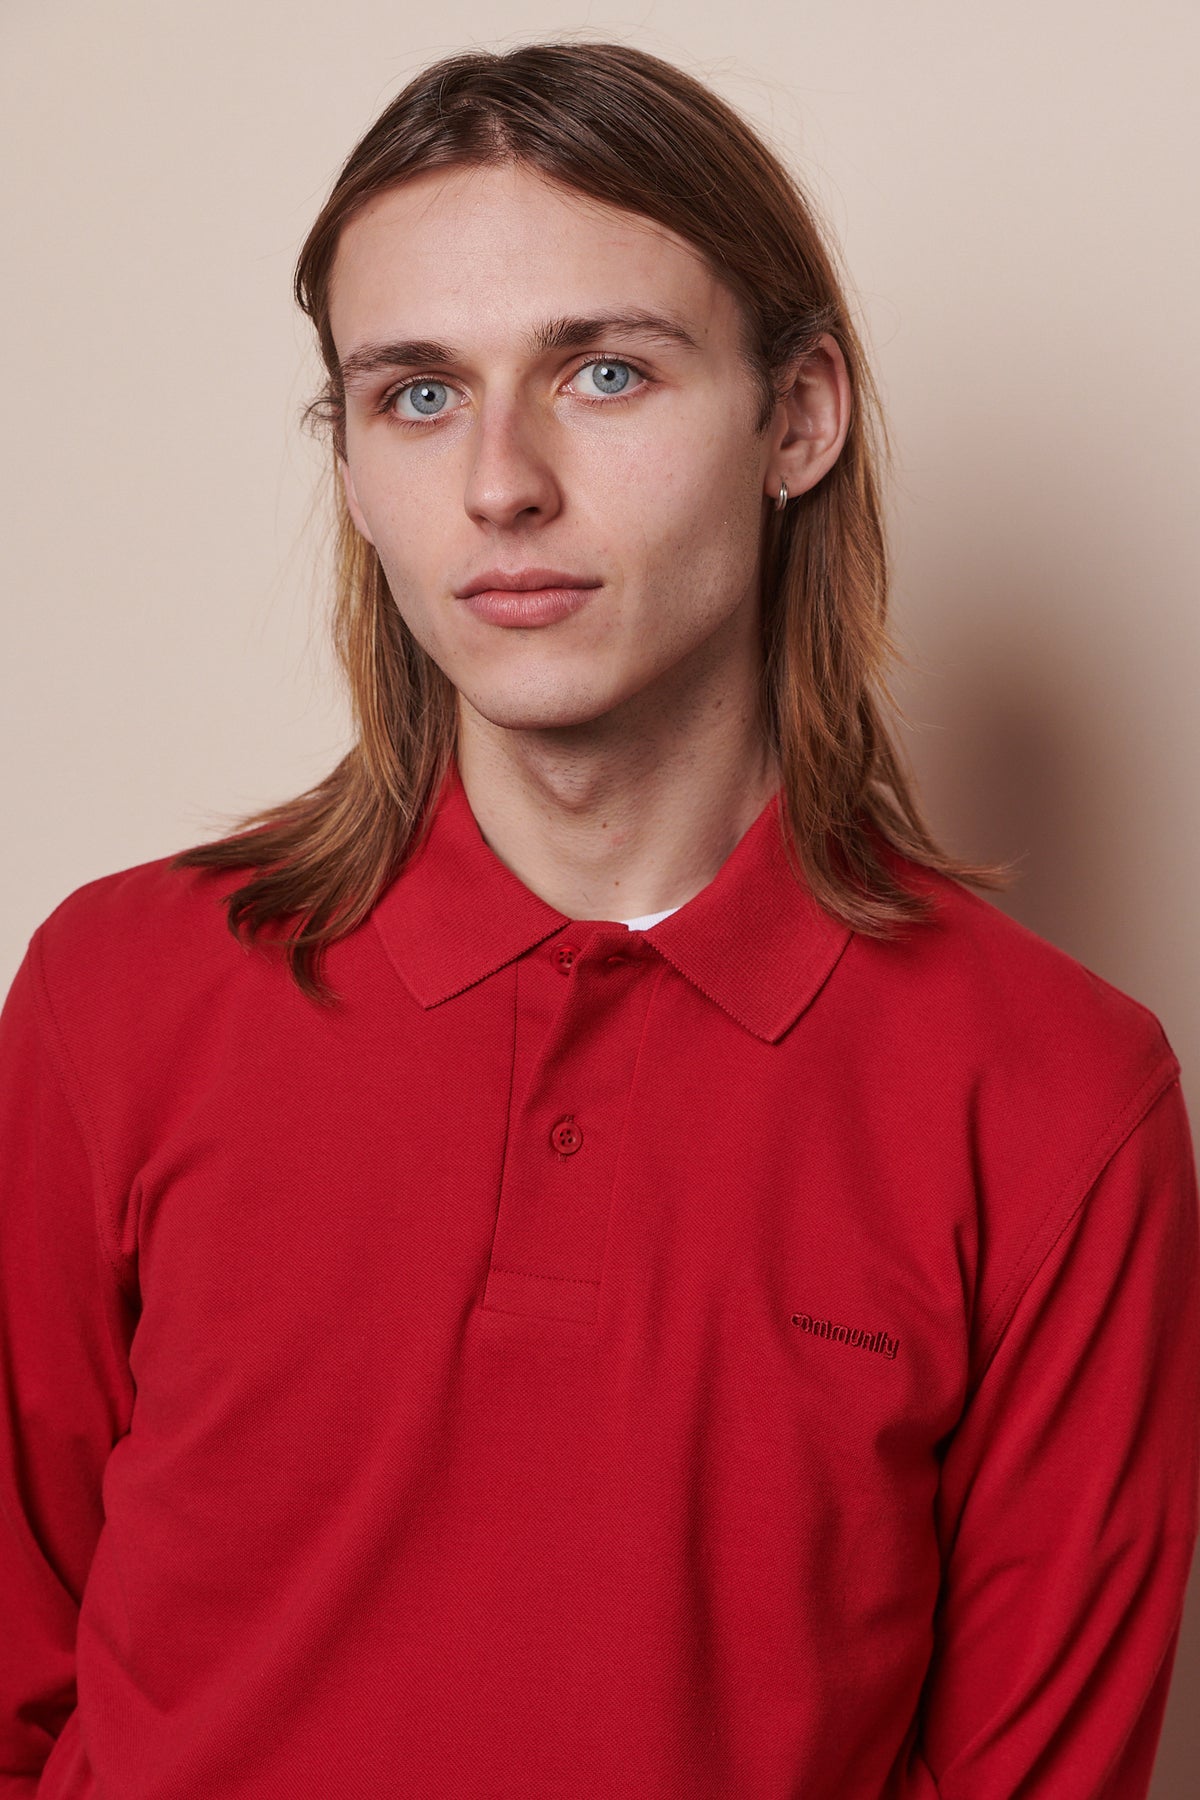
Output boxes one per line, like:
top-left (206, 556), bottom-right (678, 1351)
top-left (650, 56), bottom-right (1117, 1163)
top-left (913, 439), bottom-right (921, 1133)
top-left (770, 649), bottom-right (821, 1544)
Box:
top-left (338, 310), bottom-right (702, 389)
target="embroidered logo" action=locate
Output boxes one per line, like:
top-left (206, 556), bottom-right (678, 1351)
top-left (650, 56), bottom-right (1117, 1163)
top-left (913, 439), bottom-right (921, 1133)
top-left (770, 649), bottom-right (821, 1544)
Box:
top-left (791, 1311), bottom-right (900, 1361)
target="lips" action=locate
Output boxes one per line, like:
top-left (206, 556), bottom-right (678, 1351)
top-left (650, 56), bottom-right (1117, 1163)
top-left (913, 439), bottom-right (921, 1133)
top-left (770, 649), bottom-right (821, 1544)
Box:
top-left (455, 567), bottom-right (600, 598)
top-left (457, 585), bottom-right (597, 628)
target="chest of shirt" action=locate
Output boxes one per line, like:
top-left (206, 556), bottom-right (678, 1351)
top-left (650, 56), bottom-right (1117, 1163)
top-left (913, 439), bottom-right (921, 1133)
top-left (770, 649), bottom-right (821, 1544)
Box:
top-left (118, 926), bottom-right (971, 1550)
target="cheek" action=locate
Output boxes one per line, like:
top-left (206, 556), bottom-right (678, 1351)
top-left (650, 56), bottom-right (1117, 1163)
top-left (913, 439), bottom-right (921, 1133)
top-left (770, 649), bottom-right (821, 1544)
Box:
top-left (342, 477), bottom-right (442, 629)
top-left (626, 429), bottom-right (764, 587)
top-left (637, 400), bottom-right (760, 516)
top-left (351, 468), bottom-right (426, 532)
top-left (354, 475), bottom-right (445, 584)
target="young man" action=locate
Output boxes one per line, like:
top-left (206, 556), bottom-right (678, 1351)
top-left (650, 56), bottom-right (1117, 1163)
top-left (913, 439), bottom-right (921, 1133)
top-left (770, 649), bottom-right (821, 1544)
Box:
top-left (2, 41), bottom-right (1197, 1800)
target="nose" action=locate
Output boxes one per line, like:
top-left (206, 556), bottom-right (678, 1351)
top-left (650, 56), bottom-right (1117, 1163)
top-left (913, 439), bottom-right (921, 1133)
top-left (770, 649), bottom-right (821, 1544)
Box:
top-left (462, 393), bottom-right (562, 528)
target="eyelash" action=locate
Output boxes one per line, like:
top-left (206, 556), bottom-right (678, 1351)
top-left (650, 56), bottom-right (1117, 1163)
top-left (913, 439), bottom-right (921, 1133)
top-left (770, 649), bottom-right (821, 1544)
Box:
top-left (375, 355), bottom-right (652, 427)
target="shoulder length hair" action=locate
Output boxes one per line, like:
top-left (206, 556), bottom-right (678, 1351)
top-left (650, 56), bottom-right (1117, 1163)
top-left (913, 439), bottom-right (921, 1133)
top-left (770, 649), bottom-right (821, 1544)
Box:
top-left (173, 39), bottom-right (1006, 1005)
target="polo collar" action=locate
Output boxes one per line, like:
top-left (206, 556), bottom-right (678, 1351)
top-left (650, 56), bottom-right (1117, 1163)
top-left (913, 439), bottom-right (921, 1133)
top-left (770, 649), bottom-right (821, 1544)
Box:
top-left (370, 758), bottom-right (853, 1044)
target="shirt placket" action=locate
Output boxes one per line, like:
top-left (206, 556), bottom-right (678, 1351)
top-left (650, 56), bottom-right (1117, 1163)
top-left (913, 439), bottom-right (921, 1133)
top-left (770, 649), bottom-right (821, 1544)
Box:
top-left (482, 922), bottom-right (662, 1324)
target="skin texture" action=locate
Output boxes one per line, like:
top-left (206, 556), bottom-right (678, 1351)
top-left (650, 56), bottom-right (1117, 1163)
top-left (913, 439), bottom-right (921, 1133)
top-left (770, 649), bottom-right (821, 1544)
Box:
top-left (329, 161), bottom-right (850, 921)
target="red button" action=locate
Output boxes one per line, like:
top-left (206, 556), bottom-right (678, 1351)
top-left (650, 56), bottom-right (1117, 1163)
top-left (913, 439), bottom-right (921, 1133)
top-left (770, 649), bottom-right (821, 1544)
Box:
top-left (551, 1117), bottom-right (583, 1155)
top-left (553, 945), bottom-right (578, 973)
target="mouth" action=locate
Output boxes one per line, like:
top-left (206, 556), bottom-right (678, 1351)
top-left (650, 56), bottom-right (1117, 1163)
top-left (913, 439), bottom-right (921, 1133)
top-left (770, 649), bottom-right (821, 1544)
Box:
top-left (457, 585), bottom-right (599, 628)
top-left (454, 567), bottom-right (601, 598)
top-left (454, 564), bottom-right (602, 627)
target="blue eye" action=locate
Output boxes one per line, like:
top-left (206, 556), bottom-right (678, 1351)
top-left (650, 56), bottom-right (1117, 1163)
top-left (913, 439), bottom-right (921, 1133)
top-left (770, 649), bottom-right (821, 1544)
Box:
top-left (577, 359), bottom-right (636, 396)
top-left (396, 379), bottom-right (454, 419)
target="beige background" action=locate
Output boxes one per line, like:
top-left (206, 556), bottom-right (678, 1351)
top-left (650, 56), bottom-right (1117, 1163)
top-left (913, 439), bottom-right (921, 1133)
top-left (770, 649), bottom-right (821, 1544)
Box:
top-left (1, 1), bottom-right (1197, 1789)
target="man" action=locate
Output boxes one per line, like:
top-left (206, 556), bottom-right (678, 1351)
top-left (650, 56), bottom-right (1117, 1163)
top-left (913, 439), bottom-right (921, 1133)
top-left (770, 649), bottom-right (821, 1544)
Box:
top-left (2, 40), bottom-right (1197, 1800)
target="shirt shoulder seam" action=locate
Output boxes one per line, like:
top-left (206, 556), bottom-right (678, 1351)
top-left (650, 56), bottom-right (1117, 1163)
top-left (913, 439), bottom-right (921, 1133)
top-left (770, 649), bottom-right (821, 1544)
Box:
top-left (973, 1050), bottom-right (1183, 1386)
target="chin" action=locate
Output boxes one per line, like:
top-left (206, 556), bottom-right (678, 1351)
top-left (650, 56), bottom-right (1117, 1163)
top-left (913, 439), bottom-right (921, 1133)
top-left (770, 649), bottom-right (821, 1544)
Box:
top-left (458, 678), bottom-right (625, 735)
top-left (469, 701), bottom-right (612, 733)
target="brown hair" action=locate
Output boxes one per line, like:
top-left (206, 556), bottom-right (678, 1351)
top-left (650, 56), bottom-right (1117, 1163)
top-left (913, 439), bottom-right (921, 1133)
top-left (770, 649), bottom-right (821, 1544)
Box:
top-left (172, 39), bottom-right (1007, 1005)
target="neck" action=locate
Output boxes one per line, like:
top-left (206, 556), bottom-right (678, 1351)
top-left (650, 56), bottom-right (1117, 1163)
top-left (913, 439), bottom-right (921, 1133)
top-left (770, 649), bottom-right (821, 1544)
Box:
top-left (453, 696), bottom-right (781, 925)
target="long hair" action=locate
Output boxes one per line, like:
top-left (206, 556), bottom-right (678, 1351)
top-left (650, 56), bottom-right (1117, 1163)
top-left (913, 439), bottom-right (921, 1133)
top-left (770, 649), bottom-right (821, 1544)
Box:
top-left (173, 39), bottom-right (1007, 1005)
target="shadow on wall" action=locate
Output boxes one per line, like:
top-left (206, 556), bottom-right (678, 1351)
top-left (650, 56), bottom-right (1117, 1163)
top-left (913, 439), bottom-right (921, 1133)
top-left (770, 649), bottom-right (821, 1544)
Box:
top-left (1152, 1552), bottom-right (1200, 1800)
top-left (897, 586), bottom-right (1180, 1010)
top-left (894, 587), bottom-right (1200, 1800)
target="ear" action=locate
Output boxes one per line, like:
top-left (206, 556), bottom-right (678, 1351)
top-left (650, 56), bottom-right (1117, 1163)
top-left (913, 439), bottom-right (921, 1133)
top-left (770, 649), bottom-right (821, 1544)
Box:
top-left (766, 332), bottom-right (852, 505)
top-left (338, 457), bottom-right (376, 547)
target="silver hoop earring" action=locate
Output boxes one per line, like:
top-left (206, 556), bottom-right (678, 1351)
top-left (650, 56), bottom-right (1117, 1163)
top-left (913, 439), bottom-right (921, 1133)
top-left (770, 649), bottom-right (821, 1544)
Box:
top-left (774, 480), bottom-right (788, 512)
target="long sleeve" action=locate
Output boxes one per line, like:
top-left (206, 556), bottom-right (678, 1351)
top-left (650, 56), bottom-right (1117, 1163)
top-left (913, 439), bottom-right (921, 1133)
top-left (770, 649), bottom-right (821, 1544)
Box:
top-left (0, 937), bottom-right (137, 1796)
top-left (910, 1075), bottom-right (1200, 1798)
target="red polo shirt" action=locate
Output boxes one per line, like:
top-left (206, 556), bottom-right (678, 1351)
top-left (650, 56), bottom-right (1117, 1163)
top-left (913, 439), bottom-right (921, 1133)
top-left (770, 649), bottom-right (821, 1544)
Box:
top-left (2, 760), bottom-right (1198, 1799)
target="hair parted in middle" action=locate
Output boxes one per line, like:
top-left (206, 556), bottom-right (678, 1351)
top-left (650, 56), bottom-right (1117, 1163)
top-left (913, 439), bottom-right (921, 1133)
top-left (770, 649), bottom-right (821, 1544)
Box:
top-left (171, 38), bottom-right (1006, 1005)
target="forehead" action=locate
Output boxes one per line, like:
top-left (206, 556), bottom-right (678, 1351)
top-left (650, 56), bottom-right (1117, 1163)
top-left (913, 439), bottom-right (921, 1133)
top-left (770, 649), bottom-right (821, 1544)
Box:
top-left (326, 161), bottom-right (737, 356)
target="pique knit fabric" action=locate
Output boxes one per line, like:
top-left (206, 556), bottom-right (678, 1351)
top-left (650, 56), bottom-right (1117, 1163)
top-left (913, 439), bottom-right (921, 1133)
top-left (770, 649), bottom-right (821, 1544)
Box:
top-left (1, 757), bottom-right (1198, 1799)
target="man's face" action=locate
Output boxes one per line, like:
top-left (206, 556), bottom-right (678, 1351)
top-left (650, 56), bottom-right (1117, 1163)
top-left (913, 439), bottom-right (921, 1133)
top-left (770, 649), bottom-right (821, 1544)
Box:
top-left (328, 161), bottom-right (777, 744)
